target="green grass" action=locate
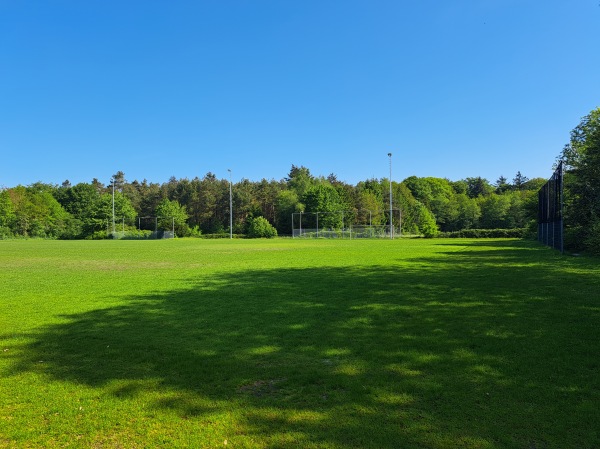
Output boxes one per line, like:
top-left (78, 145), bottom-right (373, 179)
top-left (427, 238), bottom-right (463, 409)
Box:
top-left (0, 238), bottom-right (599, 448)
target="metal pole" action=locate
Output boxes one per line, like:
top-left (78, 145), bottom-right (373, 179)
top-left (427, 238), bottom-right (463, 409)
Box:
top-left (111, 177), bottom-right (116, 234)
top-left (559, 161), bottom-right (564, 254)
top-left (122, 216), bottom-right (124, 232)
top-left (300, 212), bottom-right (302, 236)
top-left (172, 217), bottom-right (175, 237)
top-left (388, 153), bottom-right (393, 239)
top-left (292, 213), bottom-right (294, 238)
top-left (549, 177), bottom-right (552, 245)
top-left (316, 212), bottom-right (319, 238)
top-left (228, 169), bottom-right (232, 239)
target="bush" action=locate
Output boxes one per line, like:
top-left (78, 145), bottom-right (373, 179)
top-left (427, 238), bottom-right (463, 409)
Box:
top-left (437, 228), bottom-right (526, 238)
top-left (420, 221), bottom-right (438, 238)
top-left (119, 230), bottom-right (154, 240)
top-left (0, 226), bottom-right (13, 239)
top-left (86, 230), bottom-right (109, 240)
top-left (583, 218), bottom-right (600, 255)
top-left (524, 220), bottom-right (539, 240)
top-left (247, 217), bottom-right (278, 239)
top-left (186, 226), bottom-right (202, 238)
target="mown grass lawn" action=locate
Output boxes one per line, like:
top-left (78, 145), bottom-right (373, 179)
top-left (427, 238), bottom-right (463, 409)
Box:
top-left (0, 238), bottom-right (598, 448)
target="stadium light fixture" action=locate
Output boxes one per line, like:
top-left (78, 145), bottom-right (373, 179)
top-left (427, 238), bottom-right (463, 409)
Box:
top-left (388, 153), bottom-right (393, 239)
top-left (228, 169), bottom-right (233, 239)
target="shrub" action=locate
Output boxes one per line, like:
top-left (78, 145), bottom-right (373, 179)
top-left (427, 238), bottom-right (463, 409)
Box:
top-left (86, 230), bottom-right (109, 240)
top-left (563, 226), bottom-right (585, 252)
top-left (0, 226), bottom-right (13, 239)
top-left (420, 221), bottom-right (438, 238)
top-left (119, 230), bottom-right (154, 240)
top-left (186, 226), bottom-right (202, 238)
top-left (583, 217), bottom-right (600, 255)
top-left (247, 217), bottom-right (278, 239)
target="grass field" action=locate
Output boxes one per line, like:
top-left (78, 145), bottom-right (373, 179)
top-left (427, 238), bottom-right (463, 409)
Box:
top-left (0, 238), bottom-right (599, 448)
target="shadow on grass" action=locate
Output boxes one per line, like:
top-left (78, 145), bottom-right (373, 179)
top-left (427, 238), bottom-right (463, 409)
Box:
top-left (8, 242), bottom-right (600, 448)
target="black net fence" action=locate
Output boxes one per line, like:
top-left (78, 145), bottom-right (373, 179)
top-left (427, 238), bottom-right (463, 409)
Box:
top-left (538, 161), bottom-right (563, 252)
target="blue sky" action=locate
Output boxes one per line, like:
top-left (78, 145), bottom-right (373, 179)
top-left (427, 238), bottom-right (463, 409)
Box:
top-left (1, 1), bottom-right (599, 188)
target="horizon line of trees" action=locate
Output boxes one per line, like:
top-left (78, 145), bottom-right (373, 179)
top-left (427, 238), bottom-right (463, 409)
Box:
top-left (0, 166), bottom-right (544, 240)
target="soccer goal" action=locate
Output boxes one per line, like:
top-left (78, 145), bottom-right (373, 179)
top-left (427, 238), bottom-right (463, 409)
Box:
top-left (137, 216), bottom-right (176, 239)
top-left (292, 209), bottom-right (401, 239)
top-left (108, 216), bottom-right (176, 239)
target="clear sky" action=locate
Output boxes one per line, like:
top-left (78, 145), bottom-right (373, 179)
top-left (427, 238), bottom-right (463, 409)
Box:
top-left (1, 1), bottom-right (599, 188)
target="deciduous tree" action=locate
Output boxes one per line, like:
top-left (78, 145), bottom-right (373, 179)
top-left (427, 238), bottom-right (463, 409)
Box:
top-left (561, 107), bottom-right (600, 252)
top-left (302, 184), bottom-right (344, 229)
top-left (155, 198), bottom-right (189, 236)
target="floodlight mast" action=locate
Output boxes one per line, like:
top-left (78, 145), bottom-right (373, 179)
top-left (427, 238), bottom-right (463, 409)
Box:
top-left (228, 169), bottom-right (233, 239)
top-left (388, 153), bottom-right (393, 240)
top-left (111, 177), bottom-right (116, 234)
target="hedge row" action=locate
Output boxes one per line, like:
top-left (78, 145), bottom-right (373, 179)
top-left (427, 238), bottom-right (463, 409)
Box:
top-left (436, 228), bottom-right (526, 238)
top-left (198, 233), bottom-right (245, 239)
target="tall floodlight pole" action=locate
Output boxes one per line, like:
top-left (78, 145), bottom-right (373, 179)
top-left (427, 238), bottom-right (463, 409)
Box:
top-left (111, 177), bottom-right (116, 234)
top-left (228, 169), bottom-right (233, 239)
top-left (388, 153), bottom-right (393, 239)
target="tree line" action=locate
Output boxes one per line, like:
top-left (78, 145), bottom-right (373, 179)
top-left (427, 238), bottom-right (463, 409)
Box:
top-left (0, 166), bottom-right (544, 239)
